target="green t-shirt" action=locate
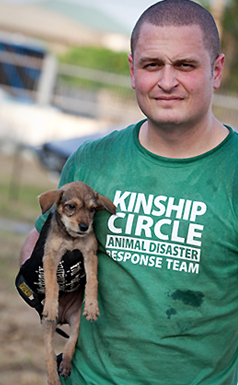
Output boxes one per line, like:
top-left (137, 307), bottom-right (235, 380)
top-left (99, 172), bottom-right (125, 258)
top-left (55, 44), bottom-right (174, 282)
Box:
top-left (36, 120), bottom-right (238, 385)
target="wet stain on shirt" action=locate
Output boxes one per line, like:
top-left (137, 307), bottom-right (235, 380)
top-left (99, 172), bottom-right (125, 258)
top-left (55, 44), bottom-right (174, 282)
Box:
top-left (166, 307), bottom-right (177, 319)
top-left (171, 289), bottom-right (204, 307)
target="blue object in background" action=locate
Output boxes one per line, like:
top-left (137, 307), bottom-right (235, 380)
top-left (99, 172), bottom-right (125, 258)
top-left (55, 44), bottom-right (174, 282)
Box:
top-left (0, 37), bottom-right (46, 101)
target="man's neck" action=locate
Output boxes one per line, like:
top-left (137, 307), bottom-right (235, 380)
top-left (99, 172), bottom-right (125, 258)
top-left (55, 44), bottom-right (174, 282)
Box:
top-left (139, 117), bottom-right (229, 159)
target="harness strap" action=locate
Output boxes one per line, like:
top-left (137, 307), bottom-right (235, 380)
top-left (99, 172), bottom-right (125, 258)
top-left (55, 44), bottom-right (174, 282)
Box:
top-left (15, 271), bottom-right (44, 316)
top-left (15, 212), bottom-right (85, 340)
top-left (16, 271), bottom-right (69, 338)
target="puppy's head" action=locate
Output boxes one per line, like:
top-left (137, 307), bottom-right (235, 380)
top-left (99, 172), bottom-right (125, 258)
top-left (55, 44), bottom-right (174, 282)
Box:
top-left (38, 181), bottom-right (116, 237)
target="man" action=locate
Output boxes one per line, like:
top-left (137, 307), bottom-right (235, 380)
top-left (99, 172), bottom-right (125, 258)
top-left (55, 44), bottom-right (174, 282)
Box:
top-left (20, 1), bottom-right (238, 384)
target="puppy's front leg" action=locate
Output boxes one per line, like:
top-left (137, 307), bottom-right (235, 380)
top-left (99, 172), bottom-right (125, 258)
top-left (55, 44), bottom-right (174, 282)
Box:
top-left (42, 240), bottom-right (64, 322)
top-left (83, 251), bottom-right (100, 321)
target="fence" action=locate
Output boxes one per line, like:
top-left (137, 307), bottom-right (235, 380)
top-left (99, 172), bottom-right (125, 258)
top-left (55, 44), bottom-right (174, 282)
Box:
top-left (0, 36), bottom-right (237, 127)
top-left (52, 63), bottom-right (238, 127)
top-left (52, 63), bottom-right (143, 122)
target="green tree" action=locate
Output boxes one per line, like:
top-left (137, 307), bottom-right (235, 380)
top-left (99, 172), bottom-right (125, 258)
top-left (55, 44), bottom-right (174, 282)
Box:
top-left (58, 46), bottom-right (129, 75)
top-left (199, 0), bottom-right (238, 94)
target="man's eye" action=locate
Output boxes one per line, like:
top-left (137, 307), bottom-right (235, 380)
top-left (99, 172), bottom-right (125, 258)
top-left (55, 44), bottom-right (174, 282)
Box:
top-left (177, 63), bottom-right (195, 71)
top-left (145, 63), bottom-right (159, 69)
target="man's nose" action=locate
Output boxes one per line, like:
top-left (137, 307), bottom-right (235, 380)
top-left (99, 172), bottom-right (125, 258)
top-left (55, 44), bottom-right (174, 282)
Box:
top-left (157, 66), bottom-right (179, 92)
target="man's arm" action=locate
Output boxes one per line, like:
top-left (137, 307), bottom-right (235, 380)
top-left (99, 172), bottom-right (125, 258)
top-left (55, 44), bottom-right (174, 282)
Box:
top-left (19, 228), bottom-right (39, 266)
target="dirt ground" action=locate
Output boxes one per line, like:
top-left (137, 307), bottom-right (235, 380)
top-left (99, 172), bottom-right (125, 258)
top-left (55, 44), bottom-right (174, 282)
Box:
top-left (0, 150), bottom-right (67, 385)
top-left (0, 230), bottom-right (69, 385)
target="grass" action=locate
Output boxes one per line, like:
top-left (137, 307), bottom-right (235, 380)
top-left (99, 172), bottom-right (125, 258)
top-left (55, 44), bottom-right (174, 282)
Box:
top-left (0, 151), bottom-right (57, 223)
top-left (0, 150), bottom-right (57, 294)
top-left (0, 184), bottom-right (43, 222)
top-left (0, 150), bottom-right (57, 288)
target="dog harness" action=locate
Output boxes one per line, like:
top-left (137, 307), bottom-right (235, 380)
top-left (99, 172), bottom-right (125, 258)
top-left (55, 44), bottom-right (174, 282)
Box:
top-left (15, 212), bottom-right (86, 321)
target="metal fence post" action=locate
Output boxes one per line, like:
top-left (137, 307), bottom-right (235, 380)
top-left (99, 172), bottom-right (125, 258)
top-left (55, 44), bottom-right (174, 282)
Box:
top-left (36, 53), bottom-right (57, 106)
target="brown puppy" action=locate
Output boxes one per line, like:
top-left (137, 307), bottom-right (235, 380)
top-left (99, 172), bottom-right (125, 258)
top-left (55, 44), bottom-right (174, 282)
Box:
top-left (38, 181), bottom-right (116, 385)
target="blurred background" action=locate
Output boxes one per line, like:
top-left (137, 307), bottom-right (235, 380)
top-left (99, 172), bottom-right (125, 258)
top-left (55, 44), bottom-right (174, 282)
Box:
top-left (0, 0), bottom-right (237, 384)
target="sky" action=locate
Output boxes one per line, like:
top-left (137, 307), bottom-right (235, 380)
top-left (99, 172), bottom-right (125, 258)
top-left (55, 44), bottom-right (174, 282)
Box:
top-left (1, 0), bottom-right (161, 34)
top-left (68, 0), bottom-right (159, 32)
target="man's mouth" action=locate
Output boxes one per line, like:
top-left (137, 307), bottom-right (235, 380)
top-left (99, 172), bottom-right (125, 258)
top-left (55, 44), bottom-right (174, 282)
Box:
top-left (155, 96), bottom-right (183, 101)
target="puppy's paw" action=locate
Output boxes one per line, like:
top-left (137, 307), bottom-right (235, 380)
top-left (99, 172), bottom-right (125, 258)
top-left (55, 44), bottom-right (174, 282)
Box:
top-left (43, 301), bottom-right (58, 322)
top-left (83, 301), bottom-right (100, 322)
top-left (59, 359), bottom-right (71, 378)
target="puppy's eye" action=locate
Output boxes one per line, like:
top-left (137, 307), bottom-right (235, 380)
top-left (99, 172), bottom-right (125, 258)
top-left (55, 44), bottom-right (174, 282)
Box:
top-left (67, 204), bottom-right (76, 210)
top-left (89, 207), bottom-right (96, 213)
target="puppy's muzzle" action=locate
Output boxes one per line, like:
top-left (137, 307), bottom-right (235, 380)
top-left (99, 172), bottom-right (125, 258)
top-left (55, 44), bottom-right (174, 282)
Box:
top-left (78, 223), bottom-right (89, 233)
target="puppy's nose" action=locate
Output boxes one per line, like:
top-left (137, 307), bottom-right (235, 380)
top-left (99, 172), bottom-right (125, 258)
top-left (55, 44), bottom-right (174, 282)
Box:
top-left (79, 223), bottom-right (89, 232)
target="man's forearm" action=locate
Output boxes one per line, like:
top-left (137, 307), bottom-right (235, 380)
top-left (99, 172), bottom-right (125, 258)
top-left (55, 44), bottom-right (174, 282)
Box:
top-left (19, 228), bottom-right (39, 266)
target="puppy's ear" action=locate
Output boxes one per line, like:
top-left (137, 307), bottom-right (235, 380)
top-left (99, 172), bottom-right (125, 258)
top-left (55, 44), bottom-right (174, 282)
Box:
top-left (38, 189), bottom-right (63, 214)
top-left (96, 194), bottom-right (116, 214)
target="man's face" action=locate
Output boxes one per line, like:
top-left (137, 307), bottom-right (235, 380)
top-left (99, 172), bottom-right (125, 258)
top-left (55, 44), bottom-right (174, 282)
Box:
top-left (128, 23), bottom-right (224, 130)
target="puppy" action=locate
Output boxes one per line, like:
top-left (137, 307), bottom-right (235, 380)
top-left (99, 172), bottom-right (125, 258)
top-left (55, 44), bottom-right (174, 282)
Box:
top-left (38, 181), bottom-right (116, 385)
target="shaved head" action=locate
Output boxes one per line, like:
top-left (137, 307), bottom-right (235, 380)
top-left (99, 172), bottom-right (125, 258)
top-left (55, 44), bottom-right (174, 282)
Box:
top-left (130, 0), bottom-right (220, 64)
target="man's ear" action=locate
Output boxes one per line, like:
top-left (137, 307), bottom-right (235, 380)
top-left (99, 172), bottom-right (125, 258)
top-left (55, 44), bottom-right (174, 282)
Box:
top-left (213, 53), bottom-right (225, 90)
top-left (128, 53), bottom-right (135, 90)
